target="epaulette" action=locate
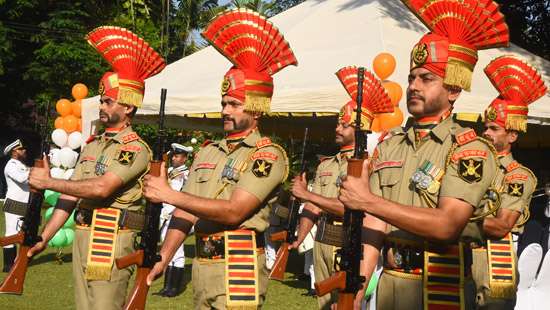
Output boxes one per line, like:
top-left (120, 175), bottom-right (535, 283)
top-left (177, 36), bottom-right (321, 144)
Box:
top-left (506, 161), bottom-right (520, 172)
top-left (319, 156), bottom-right (333, 162)
top-left (455, 128), bottom-right (477, 146)
top-left (256, 137), bottom-right (272, 149)
top-left (85, 135), bottom-right (97, 144)
top-left (121, 132), bottom-right (139, 144)
top-left (201, 140), bottom-right (213, 148)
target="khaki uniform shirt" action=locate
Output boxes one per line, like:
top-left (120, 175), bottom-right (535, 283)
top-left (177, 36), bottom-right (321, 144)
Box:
top-left (369, 117), bottom-right (499, 243)
top-left (71, 126), bottom-right (151, 211)
top-left (495, 153), bottom-right (537, 234)
top-left (311, 152), bottom-right (349, 221)
top-left (182, 130), bottom-right (288, 235)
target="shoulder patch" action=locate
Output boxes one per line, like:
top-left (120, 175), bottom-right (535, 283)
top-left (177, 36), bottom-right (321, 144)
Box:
top-left (455, 129), bottom-right (477, 146)
top-left (505, 173), bottom-right (529, 183)
top-left (120, 144), bottom-right (142, 152)
top-left (122, 132), bottom-right (139, 144)
top-left (256, 137), bottom-right (272, 149)
top-left (86, 135), bottom-right (96, 144)
top-left (451, 150), bottom-right (488, 162)
top-left (506, 161), bottom-right (520, 172)
top-left (251, 151), bottom-right (278, 161)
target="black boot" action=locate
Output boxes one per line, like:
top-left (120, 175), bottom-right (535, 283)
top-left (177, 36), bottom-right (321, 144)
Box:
top-left (163, 266), bottom-right (186, 297)
top-left (153, 265), bottom-right (174, 296)
top-left (2, 247), bottom-right (17, 273)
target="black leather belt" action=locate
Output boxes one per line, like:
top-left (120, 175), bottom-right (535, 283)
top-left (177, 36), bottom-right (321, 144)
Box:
top-left (2, 198), bottom-right (27, 216)
top-left (315, 215), bottom-right (343, 247)
top-left (75, 208), bottom-right (145, 230)
top-left (196, 231), bottom-right (265, 259)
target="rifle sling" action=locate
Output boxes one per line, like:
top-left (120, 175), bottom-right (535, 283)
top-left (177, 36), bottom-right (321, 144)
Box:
top-left (2, 199), bottom-right (27, 216)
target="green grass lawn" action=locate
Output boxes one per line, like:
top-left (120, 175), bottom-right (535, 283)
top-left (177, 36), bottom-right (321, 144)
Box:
top-left (0, 205), bottom-right (317, 309)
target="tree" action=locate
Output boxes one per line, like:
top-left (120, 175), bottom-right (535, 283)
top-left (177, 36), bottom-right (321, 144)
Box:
top-left (230, 0), bottom-right (278, 17)
top-left (270, 0), bottom-right (306, 15)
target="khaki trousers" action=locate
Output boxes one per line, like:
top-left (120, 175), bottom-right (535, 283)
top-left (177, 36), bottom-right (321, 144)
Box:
top-left (376, 270), bottom-right (476, 310)
top-left (313, 241), bottom-right (338, 310)
top-left (192, 253), bottom-right (268, 310)
top-left (73, 226), bottom-right (136, 310)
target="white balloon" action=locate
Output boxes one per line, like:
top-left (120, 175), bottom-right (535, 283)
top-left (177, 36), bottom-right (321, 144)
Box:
top-left (67, 131), bottom-right (83, 150)
top-left (51, 129), bottom-right (68, 148)
top-left (63, 168), bottom-right (74, 180)
top-left (60, 147), bottom-right (78, 168)
top-left (50, 167), bottom-right (65, 179)
top-left (49, 148), bottom-right (62, 167)
top-left (191, 138), bottom-right (198, 144)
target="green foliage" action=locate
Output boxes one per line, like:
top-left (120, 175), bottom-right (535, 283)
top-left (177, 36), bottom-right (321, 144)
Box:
top-left (230, 0), bottom-right (278, 17)
top-left (270, 0), bottom-right (306, 15)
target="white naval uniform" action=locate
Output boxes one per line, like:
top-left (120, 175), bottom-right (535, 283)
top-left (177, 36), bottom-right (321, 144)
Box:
top-left (3, 158), bottom-right (30, 248)
top-left (160, 165), bottom-right (189, 267)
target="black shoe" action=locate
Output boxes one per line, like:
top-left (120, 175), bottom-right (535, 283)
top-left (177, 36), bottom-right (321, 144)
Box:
top-left (2, 247), bottom-right (17, 273)
top-left (163, 266), bottom-right (186, 297)
top-left (301, 289), bottom-right (316, 297)
top-left (153, 266), bottom-right (175, 296)
top-left (297, 273), bottom-right (311, 282)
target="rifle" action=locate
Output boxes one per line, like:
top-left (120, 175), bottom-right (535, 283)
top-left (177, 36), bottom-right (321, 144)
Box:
top-left (0, 102), bottom-right (51, 295)
top-left (115, 88), bottom-right (166, 310)
top-left (269, 127), bottom-right (309, 281)
top-left (315, 68), bottom-right (367, 308)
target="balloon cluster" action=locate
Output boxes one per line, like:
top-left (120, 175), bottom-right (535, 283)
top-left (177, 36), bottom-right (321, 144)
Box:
top-left (50, 84), bottom-right (88, 174)
top-left (371, 53), bottom-right (404, 132)
top-left (44, 206), bottom-right (75, 248)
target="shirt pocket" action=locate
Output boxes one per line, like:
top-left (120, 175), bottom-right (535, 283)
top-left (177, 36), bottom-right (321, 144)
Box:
top-left (80, 159), bottom-right (96, 177)
top-left (374, 160), bottom-right (403, 188)
top-left (194, 164), bottom-right (216, 183)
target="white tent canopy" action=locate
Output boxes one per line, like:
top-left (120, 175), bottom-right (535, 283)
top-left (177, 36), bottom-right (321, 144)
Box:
top-left (83, 0), bottom-right (550, 134)
top-left (131, 0), bottom-right (550, 122)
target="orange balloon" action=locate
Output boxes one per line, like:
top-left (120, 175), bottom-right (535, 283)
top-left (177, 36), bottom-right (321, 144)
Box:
top-left (370, 116), bottom-right (382, 132)
top-left (56, 99), bottom-right (72, 117)
top-left (373, 52), bottom-right (396, 80)
top-left (77, 118), bottom-right (82, 132)
top-left (383, 81), bottom-right (403, 107)
top-left (378, 107), bottom-right (404, 131)
top-left (54, 116), bottom-right (64, 129)
top-left (72, 83), bottom-right (88, 100)
top-left (63, 115), bottom-right (78, 133)
top-left (71, 100), bottom-right (82, 117)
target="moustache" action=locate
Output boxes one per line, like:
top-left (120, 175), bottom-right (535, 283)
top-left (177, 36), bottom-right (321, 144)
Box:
top-left (99, 112), bottom-right (108, 118)
top-left (407, 92), bottom-right (425, 102)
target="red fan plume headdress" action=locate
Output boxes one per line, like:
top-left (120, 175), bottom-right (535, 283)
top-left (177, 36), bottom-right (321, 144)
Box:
top-left (336, 66), bottom-right (393, 130)
top-left (402, 0), bottom-right (509, 91)
top-left (86, 26), bottom-right (166, 108)
top-left (484, 55), bottom-right (547, 132)
top-left (202, 9), bottom-right (298, 113)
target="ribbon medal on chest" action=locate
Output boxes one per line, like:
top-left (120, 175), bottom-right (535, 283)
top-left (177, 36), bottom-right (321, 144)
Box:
top-left (411, 160), bottom-right (444, 194)
top-left (221, 158), bottom-right (244, 181)
top-left (95, 155), bottom-right (109, 176)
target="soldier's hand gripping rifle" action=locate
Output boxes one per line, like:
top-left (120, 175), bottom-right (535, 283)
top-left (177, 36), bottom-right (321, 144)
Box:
top-left (315, 68), bottom-right (367, 309)
top-left (269, 127), bottom-right (309, 280)
top-left (0, 103), bottom-right (51, 295)
top-left (115, 88), bottom-right (167, 310)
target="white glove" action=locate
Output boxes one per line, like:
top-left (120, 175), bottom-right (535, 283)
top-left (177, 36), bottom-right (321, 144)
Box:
top-left (515, 244), bottom-right (550, 310)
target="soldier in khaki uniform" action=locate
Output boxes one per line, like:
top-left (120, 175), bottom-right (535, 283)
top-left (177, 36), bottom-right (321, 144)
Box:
top-left (471, 55), bottom-right (546, 309)
top-left (290, 67), bottom-right (393, 309)
top-left (338, 1), bottom-right (510, 309)
top-left (27, 26), bottom-right (165, 310)
top-left (142, 10), bottom-right (297, 309)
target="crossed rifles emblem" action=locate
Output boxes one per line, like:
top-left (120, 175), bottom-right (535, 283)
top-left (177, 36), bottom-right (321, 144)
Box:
top-left (459, 159), bottom-right (482, 183)
top-left (508, 183), bottom-right (524, 197)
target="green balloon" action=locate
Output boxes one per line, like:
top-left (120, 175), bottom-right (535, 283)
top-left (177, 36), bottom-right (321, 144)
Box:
top-left (45, 207), bottom-right (54, 221)
top-left (364, 271), bottom-right (379, 298)
top-left (44, 190), bottom-right (61, 207)
top-left (63, 210), bottom-right (76, 228)
top-left (48, 230), bottom-right (67, 248)
top-left (63, 229), bottom-right (75, 246)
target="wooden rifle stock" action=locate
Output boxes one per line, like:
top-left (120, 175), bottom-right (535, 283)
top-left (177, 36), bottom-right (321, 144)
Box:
top-left (0, 158), bottom-right (46, 295)
top-left (269, 231), bottom-right (290, 280)
top-left (115, 249), bottom-right (143, 270)
top-left (122, 266), bottom-right (152, 310)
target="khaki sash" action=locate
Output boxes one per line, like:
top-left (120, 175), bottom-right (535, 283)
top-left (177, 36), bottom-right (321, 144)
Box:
top-left (423, 243), bottom-right (465, 310)
top-left (224, 230), bottom-right (259, 309)
top-left (487, 233), bottom-right (516, 298)
top-left (85, 208), bottom-right (121, 281)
